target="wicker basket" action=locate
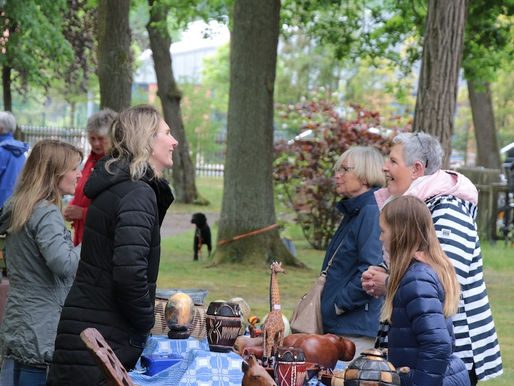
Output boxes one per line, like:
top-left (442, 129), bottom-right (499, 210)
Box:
top-left (151, 296), bottom-right (169, 336)
top-left (151, 297), bottom-right (208, 341)
top-left (190, 304), bottom-right (208, 341)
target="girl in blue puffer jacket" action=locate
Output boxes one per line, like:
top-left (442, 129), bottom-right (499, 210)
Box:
top-left (379, 196), bottom-right (470, 386)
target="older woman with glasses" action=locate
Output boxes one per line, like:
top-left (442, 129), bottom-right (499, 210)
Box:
top-left (319, 146), bottom-right (385, 359)
top-left (361, 132), bottom-right (503, 384)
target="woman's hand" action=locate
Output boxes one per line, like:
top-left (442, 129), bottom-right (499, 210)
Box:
top-left (64, 205), bottom-right (83, 221)
top-left (361, 266), bottom-right (388, 298)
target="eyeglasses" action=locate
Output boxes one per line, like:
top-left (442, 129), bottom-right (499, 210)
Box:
top-left (337, 165), bottom-right (355, 175)
top-left (414, 133), bottom-right (429, 169)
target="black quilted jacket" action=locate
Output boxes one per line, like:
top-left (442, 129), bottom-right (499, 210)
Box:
top-left (47, 157), bottom-right (173, 386)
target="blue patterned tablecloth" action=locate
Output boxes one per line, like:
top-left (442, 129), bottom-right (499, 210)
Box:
top-left (129, 335), bottom-right (345, 385)
top-left (129, 336), bottom-right (243, 386)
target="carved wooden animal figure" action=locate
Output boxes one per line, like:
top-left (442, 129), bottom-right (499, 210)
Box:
top-left (242, 355), bottom-right (277, 386)
top-left (233, 336), bottom-right (264, 356)
top-left (282, 333), bottom-right (356, 369)
top-left (242, 346), bottom-right (264, 361)
top-left (261, 261), bottom-right (285, 366)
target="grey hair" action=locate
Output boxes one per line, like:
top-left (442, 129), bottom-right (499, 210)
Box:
top-left (334, 146), bottom-right (386, 188)
top-left (0, 111), bottom-right (17, 134)
top-left (392, 132), bottom-right (444, 175)
top-left (86, 108), bottom-right (117, 136)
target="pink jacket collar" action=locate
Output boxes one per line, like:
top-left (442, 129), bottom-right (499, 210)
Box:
top-left (374, 169), bottom-right (478, 209)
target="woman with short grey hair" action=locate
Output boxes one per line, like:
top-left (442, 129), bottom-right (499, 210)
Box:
top-left (63, 108), bottom-right (116, 245)
top-left (0, 111), bottom-right (17, 134)
top-left (362, 132), bottom-right (503, 384)
top-left (392, 132), bottom-right (444, 175)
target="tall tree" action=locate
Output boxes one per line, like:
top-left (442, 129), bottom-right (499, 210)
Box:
top-left (146, 0), bottom-right (200, 203)
top-left (412, 0), bottom-right (468, 166)
top-left (214, 0), bottom-right (300, 266)
top-left (61, 0), bottom-right (96, 127)
top-left (0, 0), bottom-right (73, 111)
top-left (97, 0), bottom-right (132, 111)
top-left (468, 81), bottom-right (501, 168)
top-left (461, 1), bottom-right (513, 168)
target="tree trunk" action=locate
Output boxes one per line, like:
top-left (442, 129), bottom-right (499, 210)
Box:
top-left (2, 66), bottom-right (12, 112)
top-left (97, 0), bottom-right (132, 112)
top-left (146, 0), bottom-right (200, 203)
top-left (214, 0), bottom-right (302, 267)
top-left (468, 80), bottom-right (501, 169)
top-left (413, 0), bottom-right (468, 167)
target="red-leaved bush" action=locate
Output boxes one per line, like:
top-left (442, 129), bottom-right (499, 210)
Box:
top-left (273, 96), bottom-right (407, 249)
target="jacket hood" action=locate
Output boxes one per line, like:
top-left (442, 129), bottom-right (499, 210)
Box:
top-left (84, 157), bottom-right (134, 200)
top-left (0, 133), bottom-right (29, 157)
top-left (375, 169), bottom-right (478, 209)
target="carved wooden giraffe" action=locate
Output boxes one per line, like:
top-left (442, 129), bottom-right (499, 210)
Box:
top-left (262, 261), bottom-right (285, 366)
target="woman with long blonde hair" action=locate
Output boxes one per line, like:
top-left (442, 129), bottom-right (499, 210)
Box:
top-left (0, 139), bottom-right (82, 386)
top-left (48, 105), bottom-right (178, 385)
top-left (379, 195), bottom-right (469, 385)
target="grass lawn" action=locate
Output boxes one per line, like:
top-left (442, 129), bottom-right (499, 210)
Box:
top-left (157, 176), bottom-right (512, 384)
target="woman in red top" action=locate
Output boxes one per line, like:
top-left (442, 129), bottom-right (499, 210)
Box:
top-left (64, 109), bottom-right (116, 245)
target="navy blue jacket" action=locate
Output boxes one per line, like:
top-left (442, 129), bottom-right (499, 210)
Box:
top-left (388, 261), bottom-right (470, 386)
top-left (320, 188), bottom-right (383, 337)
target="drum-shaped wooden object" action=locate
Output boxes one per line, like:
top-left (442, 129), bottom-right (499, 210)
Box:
top-left (205, 301), bottom-right (242, 352)
top-left (274, 347), bottom-right (306, 386)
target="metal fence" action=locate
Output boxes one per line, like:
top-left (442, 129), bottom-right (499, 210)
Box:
top-left (20, 125), bottom-right (91, 154)
top-left (19, 125), bottom-right (294, 178)
top-left (195, 161), bottom-right (224, 177)
top-left (19, 125), bottom-right (224, 177)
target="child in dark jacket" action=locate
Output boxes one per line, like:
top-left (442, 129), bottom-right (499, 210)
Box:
top-left (379, 196), bottom-right (470, 386)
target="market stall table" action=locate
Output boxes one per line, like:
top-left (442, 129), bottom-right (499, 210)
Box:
top-left (129, 335), bottom-right (346, 385)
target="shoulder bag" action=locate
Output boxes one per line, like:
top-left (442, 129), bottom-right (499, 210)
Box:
top-left (289, 236), bottom-right (345, 334)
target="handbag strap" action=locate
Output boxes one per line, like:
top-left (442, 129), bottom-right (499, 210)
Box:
top-left (322, 234), bottom-right (347, 275)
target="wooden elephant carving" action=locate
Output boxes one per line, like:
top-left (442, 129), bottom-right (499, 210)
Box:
top-left (282, 333), bottom-right (355, 369)
top-left (242, 354), bottom-right (277, 386)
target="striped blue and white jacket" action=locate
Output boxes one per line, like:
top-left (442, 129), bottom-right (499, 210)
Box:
top-left (427, 194), bottom-right (502, 381)
top-left (374, 170), bottom-right (503, 381)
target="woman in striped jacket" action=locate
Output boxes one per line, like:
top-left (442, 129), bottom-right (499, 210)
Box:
top-left (361, 132), bottom-right (503, 384)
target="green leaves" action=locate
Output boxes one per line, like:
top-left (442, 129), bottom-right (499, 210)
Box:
top-left (1, 0), bottom-right (74, 95)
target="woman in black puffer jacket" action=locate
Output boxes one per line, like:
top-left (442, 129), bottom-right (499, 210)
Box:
top-left (47, 105), bottom-right (177, 386)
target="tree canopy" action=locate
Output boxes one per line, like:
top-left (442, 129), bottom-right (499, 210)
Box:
top-left (0, 0), bottom-right (74, 110)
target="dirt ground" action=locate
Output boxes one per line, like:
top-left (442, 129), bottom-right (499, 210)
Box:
top-left (160, 211), bottom-right (220, 238)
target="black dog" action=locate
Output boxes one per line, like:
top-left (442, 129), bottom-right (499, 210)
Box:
top-left (191, 213), bottom-right (212, 261)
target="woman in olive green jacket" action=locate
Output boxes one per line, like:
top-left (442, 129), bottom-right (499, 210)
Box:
top-left (0, 140), bottom-right (82, 386)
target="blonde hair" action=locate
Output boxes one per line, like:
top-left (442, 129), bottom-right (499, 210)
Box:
top-left (106, 104), bottom-right (162, 179)
top-left (334, 146), bottom-right (386, 188)
top-left (7, 139), bottom-right (83, 233)
top-left (380, 195), bottom-right (460, 323)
